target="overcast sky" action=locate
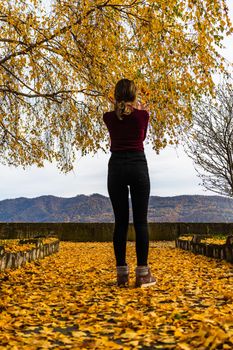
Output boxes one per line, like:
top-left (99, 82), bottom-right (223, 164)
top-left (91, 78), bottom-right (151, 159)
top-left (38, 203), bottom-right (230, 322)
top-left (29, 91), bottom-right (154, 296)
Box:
top-left (0, 2), bottom-right (233, 201)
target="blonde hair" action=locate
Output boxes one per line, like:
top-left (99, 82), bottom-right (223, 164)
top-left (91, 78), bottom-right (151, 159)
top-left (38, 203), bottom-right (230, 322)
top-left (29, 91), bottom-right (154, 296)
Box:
top-left (114, 79), bottom-right (136, 120)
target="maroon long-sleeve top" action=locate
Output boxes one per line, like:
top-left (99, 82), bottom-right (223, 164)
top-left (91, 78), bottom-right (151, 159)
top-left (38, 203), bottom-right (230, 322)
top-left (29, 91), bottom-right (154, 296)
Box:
top-left (103, 108), bottom-right (149, 152)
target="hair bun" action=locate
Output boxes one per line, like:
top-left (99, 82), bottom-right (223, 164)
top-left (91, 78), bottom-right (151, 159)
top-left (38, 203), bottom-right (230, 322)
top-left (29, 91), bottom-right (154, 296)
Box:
top-left (117, 101), bottom-right (125, 109)
top-left (115, 101), bottom-right (134, 120)
top-left (114, 79), bottom-right (136, 120)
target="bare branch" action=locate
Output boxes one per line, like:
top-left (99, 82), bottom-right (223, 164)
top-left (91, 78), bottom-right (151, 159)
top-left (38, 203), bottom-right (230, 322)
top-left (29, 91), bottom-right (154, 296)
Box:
top-left (183, 77), bottom-right (233, 197)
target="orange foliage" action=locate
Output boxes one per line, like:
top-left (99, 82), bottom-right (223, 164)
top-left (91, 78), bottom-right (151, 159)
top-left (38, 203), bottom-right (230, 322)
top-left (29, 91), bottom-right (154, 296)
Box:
top-left (0, 0), bottom-right (232, 170)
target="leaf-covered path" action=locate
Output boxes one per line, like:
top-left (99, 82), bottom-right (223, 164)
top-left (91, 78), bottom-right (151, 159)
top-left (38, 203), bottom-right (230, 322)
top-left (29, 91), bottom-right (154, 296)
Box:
top-left (0, 241), bottom-right (233, 349)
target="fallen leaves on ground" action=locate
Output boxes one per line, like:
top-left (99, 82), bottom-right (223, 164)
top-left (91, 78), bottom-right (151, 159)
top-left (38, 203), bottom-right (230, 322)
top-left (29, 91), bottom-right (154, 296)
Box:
top-left (0, 241), bottom-right (232, 349)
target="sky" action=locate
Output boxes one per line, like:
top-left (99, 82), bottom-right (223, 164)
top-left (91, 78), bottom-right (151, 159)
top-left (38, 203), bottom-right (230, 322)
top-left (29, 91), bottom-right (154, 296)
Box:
top-left (0, 1), bottom-right (233, 201)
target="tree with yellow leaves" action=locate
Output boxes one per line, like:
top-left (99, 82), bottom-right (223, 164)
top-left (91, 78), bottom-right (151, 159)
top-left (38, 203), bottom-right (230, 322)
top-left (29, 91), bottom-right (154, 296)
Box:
top-left (0, 0), bottom-right (232, 171)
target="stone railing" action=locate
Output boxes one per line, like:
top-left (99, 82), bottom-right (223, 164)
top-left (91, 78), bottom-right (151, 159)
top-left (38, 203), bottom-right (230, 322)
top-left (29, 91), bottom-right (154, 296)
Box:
top-left (0, 222), bottom-right (233, 242)
top-left (175, 235), bottom-right (233, 263)
top-left (0, 237), bottom-right (60, 272)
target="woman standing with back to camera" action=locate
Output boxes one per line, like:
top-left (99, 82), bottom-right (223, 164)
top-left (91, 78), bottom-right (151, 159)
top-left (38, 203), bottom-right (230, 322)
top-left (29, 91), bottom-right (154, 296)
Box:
top-left (103, 78), bottom-right (156, 288)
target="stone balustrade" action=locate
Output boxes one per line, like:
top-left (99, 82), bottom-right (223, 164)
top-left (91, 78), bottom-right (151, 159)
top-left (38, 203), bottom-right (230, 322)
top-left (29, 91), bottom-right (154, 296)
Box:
top-left (0, 238), bottom-right (60, 272)
top-left (175, 235), bottom-right (233, 263)
top-left (0, 222), bottom-right (233, 241)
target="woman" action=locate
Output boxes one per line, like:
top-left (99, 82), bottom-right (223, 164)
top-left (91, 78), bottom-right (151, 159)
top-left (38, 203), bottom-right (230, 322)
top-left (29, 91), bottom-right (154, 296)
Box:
top-left (103, 78), bottom-right (156, 288)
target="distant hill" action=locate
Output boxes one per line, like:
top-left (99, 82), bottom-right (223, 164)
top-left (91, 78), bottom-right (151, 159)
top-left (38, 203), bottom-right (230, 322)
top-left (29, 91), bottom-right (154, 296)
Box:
top-left (0, 193), bottom-right (232, 222)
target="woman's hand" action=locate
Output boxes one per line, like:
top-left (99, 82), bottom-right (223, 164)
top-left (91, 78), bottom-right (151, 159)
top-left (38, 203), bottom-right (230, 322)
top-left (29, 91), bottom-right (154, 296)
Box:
top-left (108, 97), bottom-right (149, 112)
top-left (134, 101), bottom-right (149, 112)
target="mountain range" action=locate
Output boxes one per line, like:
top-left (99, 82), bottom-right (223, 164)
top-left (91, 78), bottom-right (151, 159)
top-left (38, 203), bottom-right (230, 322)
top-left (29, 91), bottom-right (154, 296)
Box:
top-left (0, 193), bottom-right (232, 222)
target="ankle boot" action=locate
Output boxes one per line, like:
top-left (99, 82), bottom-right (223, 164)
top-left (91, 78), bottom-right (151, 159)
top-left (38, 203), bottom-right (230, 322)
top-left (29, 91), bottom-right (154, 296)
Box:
top-left (135, 265), bottom-right (156, 288)
top-left (116, 264), bottom-right (129, 286)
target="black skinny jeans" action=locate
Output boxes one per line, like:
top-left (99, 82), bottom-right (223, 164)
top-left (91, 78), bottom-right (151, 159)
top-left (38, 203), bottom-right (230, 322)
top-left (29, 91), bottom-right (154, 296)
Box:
top-left (107, 150), bottom-right (150, 267)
